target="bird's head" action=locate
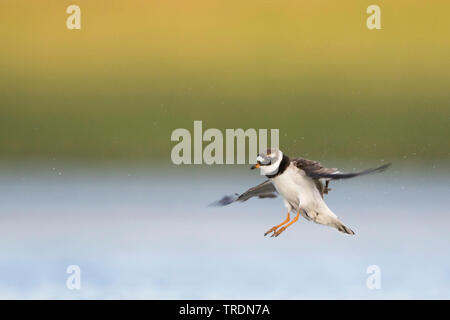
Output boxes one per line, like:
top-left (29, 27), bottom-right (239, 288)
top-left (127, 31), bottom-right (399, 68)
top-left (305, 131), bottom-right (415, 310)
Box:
top-left (251, 148), bottom-right (284, 176)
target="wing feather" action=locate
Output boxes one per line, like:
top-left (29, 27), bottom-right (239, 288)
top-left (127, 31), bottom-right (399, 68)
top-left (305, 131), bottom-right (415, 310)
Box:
top-left (210, 180), bottom-right (278, 206)
top-left (292, 158), bottom-right (391, 180)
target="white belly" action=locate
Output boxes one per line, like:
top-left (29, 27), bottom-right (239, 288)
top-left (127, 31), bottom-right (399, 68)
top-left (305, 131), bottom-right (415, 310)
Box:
top-left (271, 165), bottom-right (322, 212)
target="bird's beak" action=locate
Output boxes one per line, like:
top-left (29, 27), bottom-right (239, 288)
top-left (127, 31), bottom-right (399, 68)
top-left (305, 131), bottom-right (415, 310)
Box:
top-left (250, 163), bottom-right (260, 170)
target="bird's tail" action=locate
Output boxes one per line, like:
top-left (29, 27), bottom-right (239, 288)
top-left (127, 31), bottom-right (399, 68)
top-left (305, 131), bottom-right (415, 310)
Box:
top-left (313, 205), bottom-right (355, 235)
top-left (332, 220), bottom-right (355, 235)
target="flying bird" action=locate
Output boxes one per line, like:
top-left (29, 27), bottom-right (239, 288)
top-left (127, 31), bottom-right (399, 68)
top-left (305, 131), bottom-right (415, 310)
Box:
top-left (212, 148), bottom-right (390, 237)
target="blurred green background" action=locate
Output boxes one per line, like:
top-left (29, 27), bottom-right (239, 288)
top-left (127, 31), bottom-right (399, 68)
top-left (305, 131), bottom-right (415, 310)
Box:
top-left (1, 0), bottom-right (449, 163)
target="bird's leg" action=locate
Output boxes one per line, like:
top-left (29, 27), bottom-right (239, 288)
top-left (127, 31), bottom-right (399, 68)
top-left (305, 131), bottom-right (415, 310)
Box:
top-left (264, 212), bottom-right (290, 236)
top-left (272, 209), bottom-right (301, 237)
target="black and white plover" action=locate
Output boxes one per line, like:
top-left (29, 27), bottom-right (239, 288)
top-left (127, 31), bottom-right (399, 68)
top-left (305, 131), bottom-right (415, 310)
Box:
top-left (213, 148), bottom-right (390, 237)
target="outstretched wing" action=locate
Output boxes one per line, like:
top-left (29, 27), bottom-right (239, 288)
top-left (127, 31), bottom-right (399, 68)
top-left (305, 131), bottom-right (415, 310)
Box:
top-left (210, 180), bottom-right (278, 206)
top-left (292, 158), bottom-right (391, 180)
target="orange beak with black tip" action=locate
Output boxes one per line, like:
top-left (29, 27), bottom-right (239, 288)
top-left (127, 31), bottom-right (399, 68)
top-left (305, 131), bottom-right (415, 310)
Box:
top-left (250, 163), bottom-right (260, 170)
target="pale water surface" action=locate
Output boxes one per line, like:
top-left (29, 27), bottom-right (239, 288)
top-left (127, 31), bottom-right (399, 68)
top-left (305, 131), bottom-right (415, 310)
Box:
top-left (0, 163), bottom-right (449, 299)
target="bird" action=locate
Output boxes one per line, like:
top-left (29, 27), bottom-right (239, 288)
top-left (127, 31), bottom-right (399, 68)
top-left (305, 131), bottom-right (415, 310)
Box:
top-left (211, 148), bottom-right (391, 237)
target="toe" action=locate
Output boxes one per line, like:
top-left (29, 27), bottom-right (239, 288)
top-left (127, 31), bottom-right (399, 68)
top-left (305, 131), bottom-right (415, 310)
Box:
top-left (264, 227), bottom-right (276, 236)
top-left (273, 227), bottom-right (285, 237)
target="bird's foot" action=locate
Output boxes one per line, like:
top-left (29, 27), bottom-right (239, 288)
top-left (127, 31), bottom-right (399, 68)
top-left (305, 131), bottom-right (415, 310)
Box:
top-left (271, 226), bottom-right (286, 237)
top-left (264, 226), bottom-right (278, 236)
top-left (264, 212), bottom-right (291, 237)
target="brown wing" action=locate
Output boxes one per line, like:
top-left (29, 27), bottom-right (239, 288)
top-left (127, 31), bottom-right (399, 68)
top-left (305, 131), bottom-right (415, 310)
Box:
top-left (292, 157), bottom-right (391, 180)
top-left (292, 158), bottom-right (338, 178)
top-left (210, 180), bottom-right (278, 206)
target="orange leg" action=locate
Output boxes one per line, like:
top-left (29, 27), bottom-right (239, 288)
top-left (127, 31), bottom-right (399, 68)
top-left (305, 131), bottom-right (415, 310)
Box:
top-left (272, 209), bottom-right (300, 237)
top-left (264, 212), bottom-right (290, 236)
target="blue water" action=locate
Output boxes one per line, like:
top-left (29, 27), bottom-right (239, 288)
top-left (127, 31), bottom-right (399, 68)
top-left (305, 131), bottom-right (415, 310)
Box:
top-left (0, 162), bottom-right (449, 299)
